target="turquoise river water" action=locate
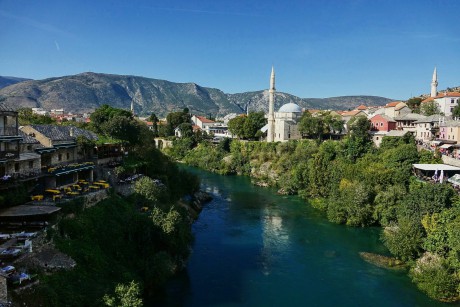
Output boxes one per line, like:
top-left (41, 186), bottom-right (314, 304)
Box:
top-left (158, 167), bottom-right (447, 307)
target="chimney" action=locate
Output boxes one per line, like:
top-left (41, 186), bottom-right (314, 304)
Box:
top-left (69, 127), bottom-right (74, 137)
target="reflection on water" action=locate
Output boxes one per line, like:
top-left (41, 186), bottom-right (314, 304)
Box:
top-left (260, 209), bottom-right (290, 276)
top-left (157, 167), bottom-right (445, 307)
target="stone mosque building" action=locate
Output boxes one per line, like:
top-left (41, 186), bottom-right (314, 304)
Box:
top-left (266, 67), bottom-right (303, 142)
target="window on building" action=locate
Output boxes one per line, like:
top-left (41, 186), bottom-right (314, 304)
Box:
top-left (66, 152), bottom-right (70, 160)
top-left (29, 161), bottom-right (33, 169)
top-left (376, 137), bottom-right (379, 140)
top-left (58, 154), bottom-right (62, 161)
top-left (14, 163), bottom-right (19, 172)
top-left (380, 122), bottom-right (383, 126)
top-left (27, 145), bottom-right (32, 151)
top-left (452, 99), bottom-right (455, 104)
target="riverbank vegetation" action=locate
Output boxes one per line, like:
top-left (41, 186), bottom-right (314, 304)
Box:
top-left (14, 106), bottom-right (201, 306)
top-left (166, 123), bottom-right (460, 302)
top-left (19, 193), bottom-right (194, 306)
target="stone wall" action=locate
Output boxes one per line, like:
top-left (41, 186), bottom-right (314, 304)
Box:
top-left (82, 190), bottom-right (108, 208)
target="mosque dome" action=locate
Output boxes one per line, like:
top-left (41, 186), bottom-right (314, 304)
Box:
top-left (278, 103), bottom-right (303, 113)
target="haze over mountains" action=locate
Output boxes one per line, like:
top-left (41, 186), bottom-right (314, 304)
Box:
top-left (0, 72), bottom-right (394, 117)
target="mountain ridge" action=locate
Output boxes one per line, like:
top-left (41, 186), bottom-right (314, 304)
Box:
top-left (0, 76), bottom-right (31, 89)
top-left (0, 72), bottom-right (394, 117)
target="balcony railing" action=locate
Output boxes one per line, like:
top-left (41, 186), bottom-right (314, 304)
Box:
top-left (0, 168), bottom-right (42, 185)
top-left (0, 127), bottom-right (19, 136)
top-left (0, 150), bottom-right (19, 160)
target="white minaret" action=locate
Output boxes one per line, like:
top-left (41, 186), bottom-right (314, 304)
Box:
top-left (267, 66), bottom-right (276, 142)
top-left (431, 66), bottom-right (438, 98)
top-left (130, 99), bottom-right (135, 116)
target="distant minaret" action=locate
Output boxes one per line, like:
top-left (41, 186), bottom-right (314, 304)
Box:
top-left (431, 66), bottom-right (438, 98)
top-left (267, 66), bottom-right (276, 142)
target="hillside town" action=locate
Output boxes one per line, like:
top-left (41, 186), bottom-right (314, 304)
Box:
top-left (0, 66), bottom-right (459, 304)
top-left (3, 67), bottom-right (460, 188)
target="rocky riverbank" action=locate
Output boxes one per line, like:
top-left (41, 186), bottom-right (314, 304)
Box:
top-left (359, 252), bottom-right (407, 270)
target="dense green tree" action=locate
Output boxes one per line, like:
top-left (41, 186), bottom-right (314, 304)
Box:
top-left (166, 110), bottom-right (191, 136)
top-left (308, 140), bottom-right (342, 198)
top-left (421, 207), bottom-right (460, 260)
top-left (299, 111), bottom-right (324, 140)
top-left (147, 113), bottom-right (159, 137)
top-left (329, 179), bottom-right (374, 227)
top-left (421, 101), bottom-right (440, 116)
top-left (17, 107), bottom-right (56, 125)
top-left (218, 137), bottom-right (232, 153)
top-left (90, 104), bottom-right (132, 134)
top-left (411, 257), bottom-right (459, 302)
top-left (398, 183), bottom-right (455, 224)
top-left (103, 281), bottom-right (143, 307)
top-left (380, 132), bottom-right (415, 151)
top-left (227, 115), bottom-right (246, 139)
top-left (177, 123), bottom-right (194, 138)
top-left (299, 111), bottom-right (344, 141)
top-left (382, 217), bottom-right (424, 261)
top-left (418, 150), bottom-right (443, 164)
top-left (243, 112), bottom-right (266, 140)
top-left (157, 123), bottom-right (169, 137)
top-left (134, 176), bottom-right (167, 206)
top-left (76, 135), bottom-right (96, 158)
top-left (344, 116), bottom-right (372, 162)
top-left (168, 138), bottom-right (195, 160)
top-left (406, 97), bottom-right (423, 113)
top-left (102, 116), bottom-right (145, 146)
top-left (151, 206), bottom-right (192, 256)
top-left (373, 185), bottom-right (407, 226)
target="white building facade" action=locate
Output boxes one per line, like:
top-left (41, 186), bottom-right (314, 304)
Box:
top-left (273, 103), bottom-right (303, 142)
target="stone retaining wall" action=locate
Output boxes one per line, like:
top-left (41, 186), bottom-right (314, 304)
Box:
top-left (82, 190), bottom-right (108, 208)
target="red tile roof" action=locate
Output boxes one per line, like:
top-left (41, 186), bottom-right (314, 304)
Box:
top-left (356, 104), bottom-right (367, 110)
top-left (195, 115), bottom-right (215, 123)
top-left (421, 97), bottom-right (434, 103)
top-left (341, 110), bottom-right (364, 117)
top-left (385, 101), bottom-right (402, 108)
top-left (437, 92), bottom-right (460, 98)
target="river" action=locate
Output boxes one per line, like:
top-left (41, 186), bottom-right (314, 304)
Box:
top-left (159, 167), bottom-right (445, 306)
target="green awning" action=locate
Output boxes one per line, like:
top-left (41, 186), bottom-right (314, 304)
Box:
top-left (54, 143), bottom-right (76, 149)
top-left (54, 165), bottom-right (94, 176)
top-left (35, 147), bottom-right (57, 154)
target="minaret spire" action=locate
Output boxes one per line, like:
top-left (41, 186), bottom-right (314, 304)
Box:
top-left (267, 66), bottom-right (276, 142)
top-left (270, 66), bottom-right (275, 91)
top-left (431, 66), bottom-right (438, 98)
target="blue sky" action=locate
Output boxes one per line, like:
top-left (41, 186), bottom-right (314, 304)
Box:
top-left (0, 0), bottom-right (459, 100)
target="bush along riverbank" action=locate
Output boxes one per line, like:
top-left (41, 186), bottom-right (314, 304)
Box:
top-left (167, 135), bottom-right (460, 302)
top-left (13, 145), bottom-right (210, 306)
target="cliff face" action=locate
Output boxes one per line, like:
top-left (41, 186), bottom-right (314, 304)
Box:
top-left (0, 72), bottom-right (394, 117)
